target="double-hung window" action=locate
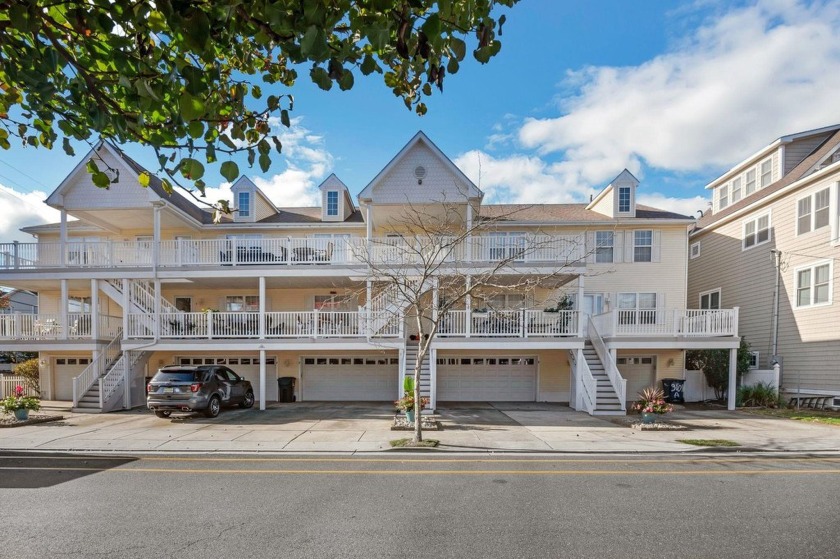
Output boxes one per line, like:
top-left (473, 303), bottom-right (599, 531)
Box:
top-left (326, 191), bottom-right (339, 216)
top-left (237, 192), bottom-right (251, 218)
top-left (730, 177), bottom-right (742, 204)
top-left (633, 230), bottom-right (653, 262)
top-left (743, 213), bottom-right (771, 249)
top-left (595, 231), bottom-right (614, 263)
top-left (760, 159), bottom-right (773, 188)
top-left (618, 187), bottom-right (631, 213)
top-left (225, 295), bottom-right (259, 312)
top-left (796, 262), bottom-right (832, 308)
top-left (797, 187), bottom-right (830, 235)
top-left (744, 169), bottom-right (756, 196)
top-left (718, 185), bottom-right (728, 210)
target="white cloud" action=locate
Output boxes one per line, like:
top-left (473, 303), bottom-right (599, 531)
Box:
top-left (519, 0), bottom-right (840, 178)
top-left (458, 0), bottom-right (840, 214)
top-left (0, 184), bottom-right (61, 242)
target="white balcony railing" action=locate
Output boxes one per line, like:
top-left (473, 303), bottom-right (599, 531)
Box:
top-left (0, 234), bottom-right (585, 270)
top-left (0, 313), bottom-right (121, 340)
top-left (590, 308), bottom-right (739, 338)
top-left (439, 309), bottom-right (579, 338)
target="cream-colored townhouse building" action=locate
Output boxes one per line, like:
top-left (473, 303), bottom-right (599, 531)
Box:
top-left (0, 132), bottom-right (738, 415)
top-left (689, 124), bottom-right (840, 406)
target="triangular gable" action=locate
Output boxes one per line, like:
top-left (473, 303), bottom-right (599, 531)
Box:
top-left (318, 173), bottom-right (355, 211)
top-left (586, 169), bottom-right (639, 210)
top-left (231, 176), bottom-right (276, 210)
top-left (358, 131), bottom-right (482, 204)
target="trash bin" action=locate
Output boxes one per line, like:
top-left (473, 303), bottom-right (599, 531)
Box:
top-left (278, 377), bottom-right (296, 403)
top-left (661, 378), bottom-right (685, 403)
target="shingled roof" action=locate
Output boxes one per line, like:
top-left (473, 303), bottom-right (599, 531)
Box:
top-left (694, 130), bottom-right (840, 232)
top-left (478, 203), bottom-right (692, 223)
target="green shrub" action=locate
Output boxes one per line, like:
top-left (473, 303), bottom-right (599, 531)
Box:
top-left (736, 382), bottom-right (780, 408)
top-left (12, 358), bottom-right (40, 395)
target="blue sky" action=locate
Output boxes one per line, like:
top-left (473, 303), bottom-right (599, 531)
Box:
top-left (1, 0), bottom-right (840, 239)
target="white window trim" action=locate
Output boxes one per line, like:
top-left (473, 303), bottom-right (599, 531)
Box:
top-left (759, 157), bottom-right (773, 188)
top-left (689, 242), bottom-right (701, 259)
top-left (793, 260), bottom-right (833, 309)
top-left (595, 230), bottom-right (614, 264)
top-left (718, 183), bottom-right (729, 211)
top-left (632, 229), bottom-right (653, 263)
top-left (326, 190), bottom-right (339, 216)
top-left (742, 211), bottom-right (772, 251)
top-left (796, 186), bottom-right (831, 236)
top-left (237, 191), bottom-right (251, 218)
top-left (748, 351), bottom-right (759, 370)
top-left (618, 186), bottom-right (632, 213)
top-left (699, 288), bottom-right (721, 310)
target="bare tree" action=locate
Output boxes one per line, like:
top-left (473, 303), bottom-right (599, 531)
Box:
top-left (353, 198), bottom-right (593, 443)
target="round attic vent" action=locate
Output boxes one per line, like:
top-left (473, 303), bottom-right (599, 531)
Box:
top-left (414, 166), bottom-right (427, 179)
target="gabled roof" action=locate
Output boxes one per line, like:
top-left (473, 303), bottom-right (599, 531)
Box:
top-left (230, 176), bottom-right (277, 212)
top-left (586, 169), bottom-right (639, 210)
top-left (318, 173), bottom-right (355, 212)
top-left (46, 141), bottom-right (215, 224)
top-left (694, 129), bottom-right (840, 231)
top-left (357, 131), bottom-right (483, 201)
top-left (256, 207), bottom-right (364, 224)
top-left (479, 203), bottom-right (691, 223)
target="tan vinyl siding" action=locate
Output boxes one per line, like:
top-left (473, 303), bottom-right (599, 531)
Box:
top-left (689, 169), bottom-right (840, 392)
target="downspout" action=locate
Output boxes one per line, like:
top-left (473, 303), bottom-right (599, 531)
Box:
top-left (770, 250), bottom-right (781, 358)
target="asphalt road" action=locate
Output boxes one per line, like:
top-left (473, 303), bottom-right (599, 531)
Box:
top-left (2, 451), bottom-right (839, 558)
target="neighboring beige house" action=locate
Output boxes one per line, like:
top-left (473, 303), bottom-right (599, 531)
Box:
top-left (0, 132), bottom-right (738, 414)
top-left (688, 124), bottom-right (840, 405)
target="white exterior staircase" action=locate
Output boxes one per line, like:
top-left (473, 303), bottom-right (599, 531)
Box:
top-left (582, 342), bottom-right (624, 415)
top-left (402, 342), bottom-right (432, 412)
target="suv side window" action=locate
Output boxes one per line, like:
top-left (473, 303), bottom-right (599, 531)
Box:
top-left (220, 367), bottom-right (240, 382)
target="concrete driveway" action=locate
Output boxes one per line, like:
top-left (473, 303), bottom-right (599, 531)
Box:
top-left (1, 402), bottom-right (838, 454)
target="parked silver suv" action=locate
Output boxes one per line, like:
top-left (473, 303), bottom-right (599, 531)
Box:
top-left (147, 365), bottom-right (254, 418)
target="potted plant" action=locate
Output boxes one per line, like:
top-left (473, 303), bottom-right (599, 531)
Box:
top-left (1, 385), bottom-right (41, 421)
top-left (631, 386), bottom-right (673, 424)
top-left (394, 377), bottom-right (428, 423)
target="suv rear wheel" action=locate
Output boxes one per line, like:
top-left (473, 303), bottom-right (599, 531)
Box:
top-left (240, 390), bottom-right (255, 409)
top-left (204, 396), bottom-right (221, 418)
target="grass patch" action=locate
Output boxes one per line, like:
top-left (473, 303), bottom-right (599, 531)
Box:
top-left (678, 439), bottom-right (740, 447)
top-left (745, 408), bottom-right (840, 426)
top-left (390, 438), bottom-right (439, 448)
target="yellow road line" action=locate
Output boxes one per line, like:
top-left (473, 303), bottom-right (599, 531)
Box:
top-left (2, 466), bottom-right (840, 476)
top-left (1, 455), bottom-right (839, 465)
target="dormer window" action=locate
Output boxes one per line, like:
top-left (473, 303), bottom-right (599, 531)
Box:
top-left (326, 191), bottom-right (339, 217)
top-left (238, 191), bottom-right (251, 218)
top-left (618, 186), bottom-right (631, 213)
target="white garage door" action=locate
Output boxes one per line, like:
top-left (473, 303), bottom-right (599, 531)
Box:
top-left (53, 357), bottom-right (92, 401)
top-left (177, 356), bottom-right (278, 401)
top-left (302, 356), bottom-right (398, 401)
top-left (437, 356), bottom-right (536, 402)
top-left (617, 356), bottom-right (656, 402)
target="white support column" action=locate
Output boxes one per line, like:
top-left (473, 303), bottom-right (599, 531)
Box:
top-left (152, 202), bottom-right (162, 269)
top-left (258, 276), bottom-right (266, 339)
top-left (154, 279), bottom-right (161, 338)
top-left (465, 275), bottom-right (472, 338)
top-left (577, 275), bottom-right (586, 337)
top-left (465, 203), bottom-right (473, 262)
top-left (259, 348), bottom-right (266, 411)
top-left (123, 350), bottom-right (132, 410)
top-left (122, 279), bottom-right (129, 339)
top-left (727, 347), bottom-right (737, 411)
top-left (429, 347), bottom-right (438, 412)
top-left (366, 280), bottom-right (372, 339)
top-left (90, 278), bottom-right (99, 340)
top-left (60, 279), bottom-right (68, 340)
top-left (432, 278), bottom-right (439, 324)
top-left (365, 204), bottom-right (373, 262)
top-left (59, 208), bottom-right (67, 266)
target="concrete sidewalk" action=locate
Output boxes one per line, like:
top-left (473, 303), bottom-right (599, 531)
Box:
top-left (1, 402), bottom-right (838, 454)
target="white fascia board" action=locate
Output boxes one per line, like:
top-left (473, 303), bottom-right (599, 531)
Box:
top-left (122, 340), bottom-right (404, 352)
top-left (692, 161), bottom-right (840, 238)
top-left (217, 222), bottom-right (365, 230)
top-left (481, 219), bottom-right (695, 227)
top-left (431, 338), bottom-right (584, 350)
top-left (605, 338), bottom-right (741, 350)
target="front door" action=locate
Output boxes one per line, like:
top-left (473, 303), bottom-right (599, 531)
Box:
top-left (582, 293), bottom-right (604, 317)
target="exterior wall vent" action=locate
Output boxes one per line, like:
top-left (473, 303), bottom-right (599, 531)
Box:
top-left (414, 166), bottom-right (427, 184)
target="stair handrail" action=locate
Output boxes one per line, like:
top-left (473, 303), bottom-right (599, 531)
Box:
top-left (72, 329), bottom-right (122, 407)
top-left (99, 350), bottom-right (145, 410)
top-left (574, 350), bottom-right (596, 414)
top-left (587, 319), bottom-right (627, 410)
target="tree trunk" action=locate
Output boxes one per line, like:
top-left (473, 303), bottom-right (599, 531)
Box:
top-left (413, 354), bottom-right (423, 443)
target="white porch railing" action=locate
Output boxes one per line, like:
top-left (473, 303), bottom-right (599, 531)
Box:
top-left (128, 310), bottom-right (401, 339)
top-left (0, 233), bottom-right (586, 270)
top-left (591, 308), bottom-right (738, 338)
top-left (588, 318), bottom-right (626, 410)
top-left (439, 309), bottom-right (580, 338)
top-left (72, 331), bottom-right (122, 406)
top-left (0, 313), bottom-right (121, 340)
